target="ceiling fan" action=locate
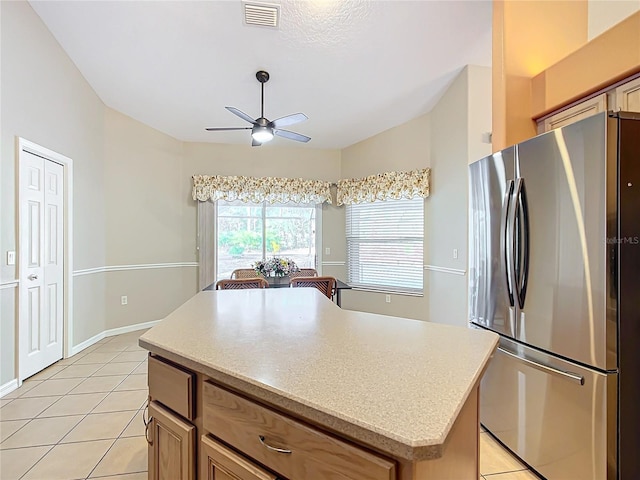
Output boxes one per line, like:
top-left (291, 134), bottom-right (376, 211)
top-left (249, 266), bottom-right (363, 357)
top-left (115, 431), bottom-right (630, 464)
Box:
top-left (206, 70), bottom-right (310, 147)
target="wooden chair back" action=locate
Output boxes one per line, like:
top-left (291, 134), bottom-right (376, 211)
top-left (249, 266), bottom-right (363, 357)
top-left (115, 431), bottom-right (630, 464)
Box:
top-left (289, 268), bottom-right (318, 279)
top-left (215, 278), bottom-right (269, 290)
top-left (290, 276), bottom-right (336, 299)
top-left (231, 268), bottom-right (263, 279)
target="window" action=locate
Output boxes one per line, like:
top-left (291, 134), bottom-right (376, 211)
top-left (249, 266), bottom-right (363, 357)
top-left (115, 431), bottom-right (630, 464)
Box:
top-left (346, 198), bottom-right (423, 294)
top-left (216, 200), bottom-right (318, 280)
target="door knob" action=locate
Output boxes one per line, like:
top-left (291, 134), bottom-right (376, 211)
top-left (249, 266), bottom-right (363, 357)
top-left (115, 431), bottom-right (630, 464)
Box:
top-left (28, 274), bottom-right (38, 280)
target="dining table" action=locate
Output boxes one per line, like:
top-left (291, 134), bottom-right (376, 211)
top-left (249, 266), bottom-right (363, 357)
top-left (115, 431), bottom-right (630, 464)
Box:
top-left (205, 276), bottom-right (352, 307)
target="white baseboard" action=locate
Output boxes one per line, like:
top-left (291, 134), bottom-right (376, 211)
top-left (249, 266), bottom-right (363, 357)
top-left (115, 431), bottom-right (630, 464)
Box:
top-left (2, 320), bottom-right (164, 394)
top-left (0, 379), bottom-right (18, 398)
top-left (69, 319), bottom-right (162, 357)
top-left (103, 319), bottom-right (162, 338)
top-left (70, 331), bottom-right (106, 356)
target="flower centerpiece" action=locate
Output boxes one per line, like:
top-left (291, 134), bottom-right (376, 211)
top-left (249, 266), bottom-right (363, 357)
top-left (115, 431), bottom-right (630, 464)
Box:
top-left (253, 257), bottom-right (299, 277)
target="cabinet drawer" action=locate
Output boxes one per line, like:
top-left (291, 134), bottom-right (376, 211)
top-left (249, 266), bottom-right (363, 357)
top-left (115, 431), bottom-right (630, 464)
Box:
top-left (148, 356), bottom-right (195, 420)
top-left (201, 434), bottom-right (278, 480)
top-left (203, 381), bottom-right (395, 480)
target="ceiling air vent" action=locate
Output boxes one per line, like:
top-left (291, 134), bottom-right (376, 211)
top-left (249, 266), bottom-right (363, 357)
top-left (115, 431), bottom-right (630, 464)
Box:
top-left (243, 1), bottom-right (280, 28)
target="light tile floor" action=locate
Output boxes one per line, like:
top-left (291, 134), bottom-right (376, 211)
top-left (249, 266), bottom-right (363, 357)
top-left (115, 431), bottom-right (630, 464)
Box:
top-left (1, 330), bottom-right (542, 480)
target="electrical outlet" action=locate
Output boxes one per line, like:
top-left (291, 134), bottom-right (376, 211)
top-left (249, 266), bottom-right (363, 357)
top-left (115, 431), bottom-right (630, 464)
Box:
top-left (121, 296), bottom-right (128, 305)
top-left (6, 251), bottom-right (16, 266)
top-left (453, 249), bottom-right (458, 259)
top-left (325, 247), bottom-right (331, 255)
top-left (385, 294), bottom-right (391, 303)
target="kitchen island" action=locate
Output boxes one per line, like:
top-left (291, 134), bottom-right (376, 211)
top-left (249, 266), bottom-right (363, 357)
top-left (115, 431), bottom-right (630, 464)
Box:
top-left (139, 288), bottom-right (498, 480)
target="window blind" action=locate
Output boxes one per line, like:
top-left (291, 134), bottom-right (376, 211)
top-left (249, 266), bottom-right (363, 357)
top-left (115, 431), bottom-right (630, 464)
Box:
top-left (346, 198), bottom-right (424, 294)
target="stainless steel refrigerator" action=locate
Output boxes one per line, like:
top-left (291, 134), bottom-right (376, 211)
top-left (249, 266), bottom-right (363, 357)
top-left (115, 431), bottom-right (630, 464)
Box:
top-left (468, 112), bottom-right (640, 480)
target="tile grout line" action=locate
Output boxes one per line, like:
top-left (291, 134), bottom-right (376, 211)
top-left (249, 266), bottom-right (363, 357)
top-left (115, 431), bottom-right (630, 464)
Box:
top-left (81, 345), bottom-right (148, 479)
top-left (5, 334), bottom-right (147, 480)
top-left (83, 393), bottom-right (146, 478)
top-left (15, 444), bottom-right (56, 480)
top-left (2, 363), bottom-right (142, 448)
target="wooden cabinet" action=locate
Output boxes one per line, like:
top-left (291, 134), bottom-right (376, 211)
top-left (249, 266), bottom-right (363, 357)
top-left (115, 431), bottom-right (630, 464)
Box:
top-left (200, 434), bottom-right (278, 480)
top-left (148, 400), bottom-right (196, 480)
top-left (148, 355), bottom-right (195, 420)
top-left (613, 76), bottom-right (640, 112)
top-left (538, 76), bottom-right (640, 134)
top-left (147, 355), bottom-right (197, 480)
top-left (145, 353), bottom-right (480, 480)
top-left (539, 93), bottom-right (607, 133)
top-left (202, 381), bottom-right (396, 480)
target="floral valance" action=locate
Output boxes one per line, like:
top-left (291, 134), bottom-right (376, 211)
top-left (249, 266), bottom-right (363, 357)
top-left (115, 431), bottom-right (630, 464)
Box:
top-left (192, 175), bottom-right (332, 205)
top-left (336, 168), bottom-right (430, 205)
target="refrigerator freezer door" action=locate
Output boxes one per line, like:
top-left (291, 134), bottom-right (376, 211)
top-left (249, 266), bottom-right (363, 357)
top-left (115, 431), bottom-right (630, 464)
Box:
top-left (516, 114), bottom-right (609, 370)
top-left (480, 336), bottom-right (615, 480)
top-left (469, 148), bottom-right (516, 337)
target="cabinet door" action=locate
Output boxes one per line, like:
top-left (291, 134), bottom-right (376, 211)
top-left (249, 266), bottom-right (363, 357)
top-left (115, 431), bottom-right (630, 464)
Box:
top-left (148, 401), bottom-right (195, 480)
top-left (200, 435), bottom-right (278, 480)
top-left (540, 93), bottom-right (607, 132)
top-left (614, 76), bottom-right (640, 112)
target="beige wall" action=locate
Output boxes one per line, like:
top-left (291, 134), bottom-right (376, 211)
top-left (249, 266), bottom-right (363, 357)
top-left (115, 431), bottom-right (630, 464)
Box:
top-left (468, 66), bottom-right (494, 164)
top-left (340, 114), bottom-right (431, 180)
top-left (340, 111), bottom-right (431, 318)
top-left (338, 66), bottom-right (491, 325)
top-left (531, 11), bottom-right (640, 118)
top-left (492, 0), bottom-right (588, 150)
top-left (494, 0), bottom-right (640, 146)
top-left (103, 108), bottom-right (197, 330)
top-left (426, 66), bottom-right (492, 328)
top-left (588, 0), bottom-right (640, 40)
top-left (1, 1), bottom-right (107, 384)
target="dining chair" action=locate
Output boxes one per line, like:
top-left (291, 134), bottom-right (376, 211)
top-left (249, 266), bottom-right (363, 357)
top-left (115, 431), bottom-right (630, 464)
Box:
top-left (231, 268), bottom-right (263, 279)
top-left (215, 278), bottom-right (269, 290)
top-left (289, 268), bottom-right (318, 279)
top-left (290, 276), bottom-right (336, 299)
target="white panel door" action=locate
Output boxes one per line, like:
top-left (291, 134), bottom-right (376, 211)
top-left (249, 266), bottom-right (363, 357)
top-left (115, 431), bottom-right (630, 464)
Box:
top-left (20, 151), bottom-right (64, 380)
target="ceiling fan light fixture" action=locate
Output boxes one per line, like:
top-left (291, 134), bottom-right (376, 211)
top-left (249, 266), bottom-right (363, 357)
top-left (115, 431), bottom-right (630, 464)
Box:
top-left (251, 125), bottom-right (274, 143)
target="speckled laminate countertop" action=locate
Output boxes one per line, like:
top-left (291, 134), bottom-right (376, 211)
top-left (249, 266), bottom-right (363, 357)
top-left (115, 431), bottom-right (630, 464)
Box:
top-left (139, 288), bottom-right (498, 461)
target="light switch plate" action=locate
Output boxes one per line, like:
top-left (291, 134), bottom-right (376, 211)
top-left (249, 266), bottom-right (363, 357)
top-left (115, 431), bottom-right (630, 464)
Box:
top-left (7, 251), bottom-right (16, 265)
top-left (325, 247), bottom-right (330, 255)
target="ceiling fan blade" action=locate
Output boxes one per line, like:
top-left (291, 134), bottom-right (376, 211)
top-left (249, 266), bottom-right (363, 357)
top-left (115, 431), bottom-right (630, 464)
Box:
top-left (252, 139), bottom-right (262, 147)
top-left (273, 129), bottom-right (311, 143)
top-left (225, 107), bottom-right (257, 125)
top-left (205, 127), bottom-right (252, 131)
top-left (271, 113), bottom-right (308, 128)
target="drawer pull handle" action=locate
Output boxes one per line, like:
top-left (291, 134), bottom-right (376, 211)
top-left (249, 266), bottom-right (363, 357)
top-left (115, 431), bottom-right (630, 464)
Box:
top-left (258, 435), bottom-right (292, 454)
top-left (143, 404), bottom-right (153, 445)
top-left (144, 416), bottom-right (153, 445)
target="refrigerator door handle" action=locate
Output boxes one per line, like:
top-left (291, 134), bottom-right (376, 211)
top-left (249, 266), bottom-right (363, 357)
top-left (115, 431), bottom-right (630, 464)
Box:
top-left (500, 180), bottom-right (515, 307)
top-left (512, 178), bottom-right (530, 309)
top-left (497, 346), bottom-right (585, 385)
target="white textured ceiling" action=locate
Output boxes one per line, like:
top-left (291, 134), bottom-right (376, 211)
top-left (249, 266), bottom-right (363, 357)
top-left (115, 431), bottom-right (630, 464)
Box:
top-left (29, 0), bottom-right (492, 149)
